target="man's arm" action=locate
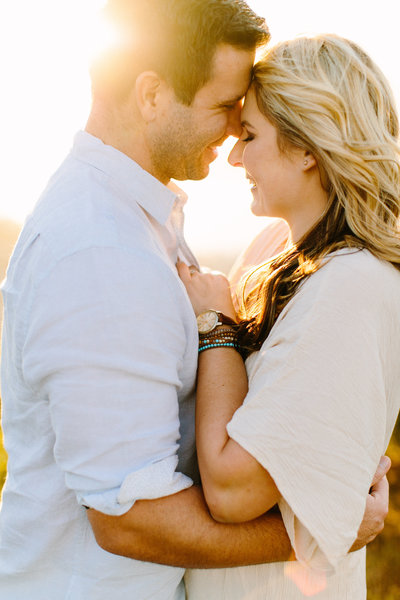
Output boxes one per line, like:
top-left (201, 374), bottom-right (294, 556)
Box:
top-left (88, 485), bottom-right (292, 569)
top-left (87, 460), bottom-right (390, 568)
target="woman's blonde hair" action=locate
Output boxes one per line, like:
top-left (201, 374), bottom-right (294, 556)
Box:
top-left (238, 34), bottom-right (400, 352)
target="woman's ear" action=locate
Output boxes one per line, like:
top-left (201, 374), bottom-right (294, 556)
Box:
top-left (135, 71), bottom-right (167, 122)
top-left (302, 150), bottom-right (317, 171)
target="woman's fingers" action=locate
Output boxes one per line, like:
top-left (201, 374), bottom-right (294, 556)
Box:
top-left (350, 474), bottom-right (389, 551)
top-left (176, 259), bottom-right (193, 285)
top-left (176, 260), bottom-right (236, 317)
top-left (370, 455), bottom-right (391, 487)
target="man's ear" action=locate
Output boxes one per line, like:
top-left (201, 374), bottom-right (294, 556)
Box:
top-left (135, 71), bottom-right (170, 122)
top-left (302, 150), bottom-right (317, 171)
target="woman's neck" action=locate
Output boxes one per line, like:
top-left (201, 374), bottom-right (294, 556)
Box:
top-left (286, 188), bottom-right (329, 244)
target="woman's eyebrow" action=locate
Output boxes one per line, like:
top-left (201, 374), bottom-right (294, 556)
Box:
top-left (241, 119), bottom-right (255, 129)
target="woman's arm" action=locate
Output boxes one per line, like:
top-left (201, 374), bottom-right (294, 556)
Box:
top-left (177, 260), bottom-right (391, 538)
top-left (196, 346), bottom-right (281, 522)
top-left (178, 261), bottom-right (280, 523)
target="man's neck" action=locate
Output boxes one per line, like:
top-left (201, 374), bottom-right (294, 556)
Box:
top-left (85, 103), bottom-right (159, 181)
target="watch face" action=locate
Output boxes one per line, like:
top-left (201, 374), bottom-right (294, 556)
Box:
top-left (197, 310), bottom-right (219, 334)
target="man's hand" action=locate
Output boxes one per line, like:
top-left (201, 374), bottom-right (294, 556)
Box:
top-left (350, 456), bottom-right (391, 552)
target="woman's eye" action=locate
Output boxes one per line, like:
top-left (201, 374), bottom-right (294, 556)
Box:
top-left (242, 135), bottom-right (254, 142)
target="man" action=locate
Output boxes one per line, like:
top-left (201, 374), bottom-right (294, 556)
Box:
top-left (0, 1), bottom-right (389, 599)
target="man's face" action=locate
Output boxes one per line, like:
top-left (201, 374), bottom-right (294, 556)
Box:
top-left (148, 44), bottom-right (255, 182)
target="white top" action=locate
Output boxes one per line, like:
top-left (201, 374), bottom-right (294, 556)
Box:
top-left (186, 248), bottom-right (400, 599)
top-left (0, 131), bottom-right (199, 600)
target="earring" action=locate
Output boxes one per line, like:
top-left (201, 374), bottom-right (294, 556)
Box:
top-left (303, 159), bottom-right (308, 166)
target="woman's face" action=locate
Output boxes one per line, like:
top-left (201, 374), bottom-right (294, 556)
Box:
top-left (228, 88), bottom-right (328, 237)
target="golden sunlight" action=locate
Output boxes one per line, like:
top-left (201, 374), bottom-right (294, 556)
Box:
top-left (1, 0), bottom-right (400, 262)
top-left (87, 3), bottom-right (127, 65)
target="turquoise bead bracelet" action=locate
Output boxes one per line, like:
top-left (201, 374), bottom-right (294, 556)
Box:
top-left (198, 341), bottom-right (237, 353)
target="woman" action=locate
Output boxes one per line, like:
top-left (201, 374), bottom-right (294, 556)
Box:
top-left (179, 35), bottom-right (400, 598)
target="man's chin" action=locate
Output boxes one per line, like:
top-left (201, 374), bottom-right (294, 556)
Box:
top-left (174, 162), bottom-right (211, 182)
top-left (190, 154), bottom-right (215, 180)
top-left (187, 167), bottom-right (210, 181)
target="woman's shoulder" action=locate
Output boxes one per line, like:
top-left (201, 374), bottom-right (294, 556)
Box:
top-left (271, 248), bottom-right (399, 327)
top-left (316, 247), bottom-right (400, 291)
top-left (290, 248), bottom-right (400, 324)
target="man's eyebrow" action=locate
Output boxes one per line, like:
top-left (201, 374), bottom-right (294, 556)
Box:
top-left (215, 94), bottom-right (244, 107)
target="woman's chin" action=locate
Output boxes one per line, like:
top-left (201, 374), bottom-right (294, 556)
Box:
top-left (250, 195), bottom-right (285, 220)
top-left (250, 197), bottom-right (269, 218)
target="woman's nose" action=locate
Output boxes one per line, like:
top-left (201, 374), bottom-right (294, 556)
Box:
top-left (228, 140), bottom-right (244, 167)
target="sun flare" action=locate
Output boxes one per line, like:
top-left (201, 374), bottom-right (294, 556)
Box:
top-left (2, 0), bottom-right (400, 260)
top-left (86, 4), bottom-right (124, 65)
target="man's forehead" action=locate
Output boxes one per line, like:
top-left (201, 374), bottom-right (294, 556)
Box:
top-left (208, 45), bottom-right (254, 92)
top-left (213, 77), bottom-right (251, 110)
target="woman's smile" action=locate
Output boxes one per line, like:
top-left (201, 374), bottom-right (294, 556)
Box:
top-left (246, 173), bottom-right (257, 189)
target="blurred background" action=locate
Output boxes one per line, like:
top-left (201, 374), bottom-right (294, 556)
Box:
top-left (0, 1), bottom-right (399, 596)
top-left (1, 0), bottom-right (400, 268)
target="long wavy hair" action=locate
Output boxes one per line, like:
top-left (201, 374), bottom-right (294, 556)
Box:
top-left (237, 34), bottom-right (400, 354)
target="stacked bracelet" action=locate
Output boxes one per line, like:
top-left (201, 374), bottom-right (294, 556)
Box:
top-left (198, 326), bottom-right (240, 354)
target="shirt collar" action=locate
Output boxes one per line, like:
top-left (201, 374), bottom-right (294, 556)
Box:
top-left (71, 130), bottom-right (182, 225)
top-left (167, 180), bottom-right (189, 215)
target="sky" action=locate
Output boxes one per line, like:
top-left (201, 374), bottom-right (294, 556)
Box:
top-left (1, 0), bottom-right (399, 263)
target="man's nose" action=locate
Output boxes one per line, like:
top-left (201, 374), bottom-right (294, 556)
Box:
top-left (225, 102), bottom-right (243, 138)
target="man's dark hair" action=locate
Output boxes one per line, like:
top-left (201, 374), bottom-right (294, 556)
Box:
top-left (91, 0), bottom-right (269, 105)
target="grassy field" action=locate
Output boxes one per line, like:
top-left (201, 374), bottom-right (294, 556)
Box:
top-left (0, 420), bottom-right (399, 597)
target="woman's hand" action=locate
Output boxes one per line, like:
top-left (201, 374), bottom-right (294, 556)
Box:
top-left (177, 261), bottom-right (237, 319)
top-left (350, 455), bottom-right (390, 551)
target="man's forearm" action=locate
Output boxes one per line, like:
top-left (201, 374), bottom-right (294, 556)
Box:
top-left (88, 485), bottom-right (292, 568)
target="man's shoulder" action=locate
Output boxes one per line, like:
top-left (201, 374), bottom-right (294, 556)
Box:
top-left (6, 159), bottom-right (174, 299)
top-left (25, 157), bottom-right (156, 262)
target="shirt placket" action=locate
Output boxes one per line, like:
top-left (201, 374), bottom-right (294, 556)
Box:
top-left (170, 196), bottom-right (200, 271)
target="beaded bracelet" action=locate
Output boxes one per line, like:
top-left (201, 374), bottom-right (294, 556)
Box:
top-left (198, 341), bottom-right (239, 353)
top-left (199, 336), bottom-right (239, 352)
top-left (199, 332), bottom-right (237, 346)
top-left (199, 326), bottom-right (237, 340)
top-left (198, 323), bottom-right (241, 354)
top-left (199, 330), bottom-right (237, 341)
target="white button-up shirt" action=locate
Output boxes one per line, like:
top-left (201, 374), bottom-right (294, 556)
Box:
top-left (0, 131), bottom-right (199, 599)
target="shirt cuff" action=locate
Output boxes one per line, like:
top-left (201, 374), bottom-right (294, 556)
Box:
top-left (76, 455), bottom-right (193, 516)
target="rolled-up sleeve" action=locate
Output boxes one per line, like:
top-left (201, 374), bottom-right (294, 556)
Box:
top-left (22, 245), bottom-right (193, 515)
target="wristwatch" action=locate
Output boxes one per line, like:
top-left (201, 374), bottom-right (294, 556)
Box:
top-left (196, 310), bottom-right (237, 335)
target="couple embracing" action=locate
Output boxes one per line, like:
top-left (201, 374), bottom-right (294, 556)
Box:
top-left (0, 1), bottom-right (399, 599)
